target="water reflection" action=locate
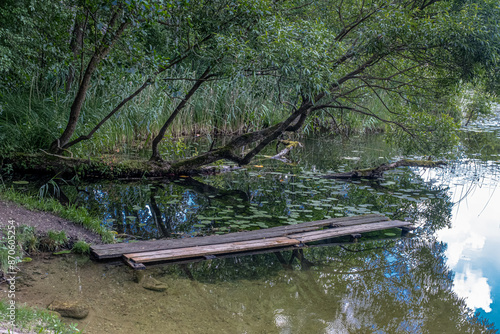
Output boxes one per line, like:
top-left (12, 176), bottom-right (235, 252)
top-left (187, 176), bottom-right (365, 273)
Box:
top-left (63, 158), bottom-right (454, 242)
top-left (424, 158), bottom-right (500, 325)
top-left (14, 115), bottom-right (500, 332)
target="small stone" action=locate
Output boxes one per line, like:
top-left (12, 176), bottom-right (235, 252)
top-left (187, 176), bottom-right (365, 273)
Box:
top-left (48, 300), bottom-right (89, 319)
top-left (142, 276), bottom-right (168, 292)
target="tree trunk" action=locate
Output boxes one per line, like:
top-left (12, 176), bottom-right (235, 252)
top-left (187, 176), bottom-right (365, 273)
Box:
top-left (168, 102), bottom-right (312, 172)
top-left (60, 35), bottom-right (214, 151)
top-left (66, 17), bottom-right (86, 93)
top-left (49, 10), bottom-right (128, 154)
top-left (150, 67), bottom-right (212, 161)
top-left (271, 140), bottom-right (303, 163)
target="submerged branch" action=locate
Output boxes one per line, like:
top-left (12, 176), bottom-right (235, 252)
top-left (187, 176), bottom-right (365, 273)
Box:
top-left (322, 159), bottom-right (447, 179)
top-left (270, 140), bottom-right (304, 163)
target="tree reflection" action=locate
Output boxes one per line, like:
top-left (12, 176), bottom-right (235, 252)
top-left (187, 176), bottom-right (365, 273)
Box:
top-left (145, 234), bottom-right (496, 333)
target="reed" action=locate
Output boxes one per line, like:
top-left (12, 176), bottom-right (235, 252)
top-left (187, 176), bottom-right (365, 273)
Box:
top-left (0, 66), bottom-right (388, 157)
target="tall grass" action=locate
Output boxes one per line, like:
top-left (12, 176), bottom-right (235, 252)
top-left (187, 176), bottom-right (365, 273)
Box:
top-left (0, 66), bottom-right (388, 157)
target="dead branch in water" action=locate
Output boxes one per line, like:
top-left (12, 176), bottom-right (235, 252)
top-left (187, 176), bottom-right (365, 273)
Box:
top-left (322, 159), bottom-right (447, 179)
top-left (270, 140), bottom-right (304, 163)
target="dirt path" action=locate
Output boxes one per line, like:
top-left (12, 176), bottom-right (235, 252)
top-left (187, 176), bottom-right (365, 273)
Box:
top-left (0, 201), bottom-right (102, 244)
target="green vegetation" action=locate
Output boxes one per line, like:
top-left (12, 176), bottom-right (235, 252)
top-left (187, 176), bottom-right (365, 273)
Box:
top-left (0, 187), bottom-right (114, 243)
top-left (43, 231), bottom-right (68, 252)
top-left (71, 240), bottom-right (90, 254)
top-left (0, 72), bottom-right (290, 157)
top-left (0, 0), bottom-right (498, 169)
top-left (0, 226), bottom-right (36, 275)
top-left (0, 300), bottom-right (80, 334)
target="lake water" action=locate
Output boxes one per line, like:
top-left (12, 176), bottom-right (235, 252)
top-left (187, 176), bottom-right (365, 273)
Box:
top-left (7, 112), bottom-right (500, 333)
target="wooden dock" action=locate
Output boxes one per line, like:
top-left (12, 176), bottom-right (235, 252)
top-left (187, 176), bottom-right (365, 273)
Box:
top-left (91, 214), bottom-right (413, 269)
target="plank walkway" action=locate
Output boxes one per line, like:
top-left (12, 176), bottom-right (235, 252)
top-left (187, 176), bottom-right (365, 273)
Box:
top-left (90, 214), bottom-right (413, 269)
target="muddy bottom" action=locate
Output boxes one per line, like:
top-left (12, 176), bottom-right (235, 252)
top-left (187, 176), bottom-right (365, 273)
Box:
top-left (2, 243), bottom-right (494, 334)
top-left (2, 255), bottom-right (300, 333)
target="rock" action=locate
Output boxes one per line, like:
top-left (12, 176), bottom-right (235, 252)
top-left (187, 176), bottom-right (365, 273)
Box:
top-left (133, 270), bottom-right (147, 283)
top-left (48, 300), bottom-right (89, 319)
top-left (142, 276), bottom-right (168, 292)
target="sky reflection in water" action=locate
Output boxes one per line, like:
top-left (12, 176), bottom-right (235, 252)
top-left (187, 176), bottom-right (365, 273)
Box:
top-left (427, 163), bottom-right (500, 324)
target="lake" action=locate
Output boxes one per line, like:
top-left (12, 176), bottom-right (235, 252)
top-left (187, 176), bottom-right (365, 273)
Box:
top-left (10, 111), bottom-right (500, 333)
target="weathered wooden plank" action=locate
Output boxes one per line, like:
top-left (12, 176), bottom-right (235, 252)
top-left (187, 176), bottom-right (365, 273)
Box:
top-left (134, 233), bottom-right (415, 268)
top-left (124, 237), bottom-right (301, 263)
top-left (138, 244), bottom-right (303, 267)
top-left (92, 214), bottom-right (389, 259)
top-left (288, 220), bottom-right (411, 243)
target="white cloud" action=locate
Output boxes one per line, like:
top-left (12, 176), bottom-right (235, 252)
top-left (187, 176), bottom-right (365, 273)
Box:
top-left (454, 265), bottom-right (492, 313)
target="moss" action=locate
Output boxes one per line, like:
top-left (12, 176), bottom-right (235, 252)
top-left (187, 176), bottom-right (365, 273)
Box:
top-left (279, 140), bottom-right (302, 148)
top-left (4, 153), bottom-right (177, 179)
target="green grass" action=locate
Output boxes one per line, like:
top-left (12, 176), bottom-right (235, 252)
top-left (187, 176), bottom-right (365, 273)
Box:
top-left (71, 240), bottom-right (90, 254)
top-left (0, 225), bottom-right (37, 275)
top-left (0, 187), bottom-right (114, 243)
top-left (44, 230), bottom-right (68, 251)
top-left (0, 299), bottom-right (80, 333)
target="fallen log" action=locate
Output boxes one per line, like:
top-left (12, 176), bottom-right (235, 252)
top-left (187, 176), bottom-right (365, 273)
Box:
top-left (322, 159), bottom-right (447, 179)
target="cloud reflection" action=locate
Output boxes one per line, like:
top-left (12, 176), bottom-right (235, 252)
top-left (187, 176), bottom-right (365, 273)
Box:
top-left (424, 165), bottom-right (500, 315)
top-left (454, 265), bottom-right (492, 313)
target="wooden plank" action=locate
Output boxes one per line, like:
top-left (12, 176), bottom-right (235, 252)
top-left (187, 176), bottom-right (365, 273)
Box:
top-left (139, 244), bottom-right (303, 267)
top-left (91, 214), bottom-right (389, 259)
top-left (94, 214), bottom-right (383, 254)
top-left (139, 233), bottom-right (416, 268)
top-left (288, 220), bottom-right (411, 243)
top-left (124, 237), bottom-right (301, 263)
top-left (124, 221), bottom-right (410, 268)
